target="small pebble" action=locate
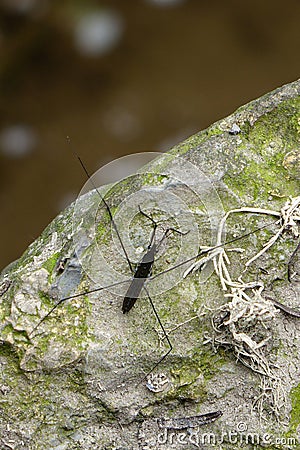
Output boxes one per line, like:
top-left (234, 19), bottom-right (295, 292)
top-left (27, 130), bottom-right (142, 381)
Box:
top-left (229, 123), bottom-right (241, 135)
top-left (146, 372), bottom-right (170, 392)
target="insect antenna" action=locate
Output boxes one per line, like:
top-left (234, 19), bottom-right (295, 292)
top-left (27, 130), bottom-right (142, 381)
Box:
top-left (76, 155), bottom-right (133, 273)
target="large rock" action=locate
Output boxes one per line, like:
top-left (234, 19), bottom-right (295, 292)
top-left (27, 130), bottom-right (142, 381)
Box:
top-left (0, 79), bottom-right (300, 449)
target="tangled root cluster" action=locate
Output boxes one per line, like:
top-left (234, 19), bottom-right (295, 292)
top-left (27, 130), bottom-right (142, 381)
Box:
top-left (210, 288), bottom-right (286, 419)
top-left (188, 196), bottom-right (300, 419)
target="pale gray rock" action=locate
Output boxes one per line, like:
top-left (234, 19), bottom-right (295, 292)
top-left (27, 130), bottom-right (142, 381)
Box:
top-left (0, 79), bottom-right (300, 449)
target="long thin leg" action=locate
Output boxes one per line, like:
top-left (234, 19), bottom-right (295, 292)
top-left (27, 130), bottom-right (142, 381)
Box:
top-left (77, 155), bottom-right (134, 273)
top-left (141, 285), bottom-right (173, 379)
top-left (150, 221), bottom-right (276, 282)
top-left (33, 204), bottom-right (171, 336)
top-left (31, 218), bottom-right (276, 336)
top-left (29, 277), bottom-right (131, 337)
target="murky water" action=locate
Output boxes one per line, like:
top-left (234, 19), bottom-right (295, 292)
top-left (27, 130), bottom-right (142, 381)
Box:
top-left (1, 0), bottom-right (300, 270)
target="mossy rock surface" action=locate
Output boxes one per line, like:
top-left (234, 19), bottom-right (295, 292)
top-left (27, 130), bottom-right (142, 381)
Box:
top-left (0, 79), bottom-right (300, 449)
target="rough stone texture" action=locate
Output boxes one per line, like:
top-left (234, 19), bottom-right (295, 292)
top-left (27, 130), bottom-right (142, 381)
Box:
top-left (0, 79), bottom-right (300, 450)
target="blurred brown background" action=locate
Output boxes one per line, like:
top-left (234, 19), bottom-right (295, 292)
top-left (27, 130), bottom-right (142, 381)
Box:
top-left (0, 0), bottom-right (300, 271)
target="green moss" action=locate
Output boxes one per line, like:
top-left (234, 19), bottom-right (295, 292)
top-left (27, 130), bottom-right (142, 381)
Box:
top-left (19, 290), bottom-right (91, 371)
top-left (225, 151), bottom-right (296, 201)
top-left (0, 342), bottom-right (22, 371)
top-left (166, 348), bottom-right (226, 401)
top-left (289, 383), bottom-right (300, 434)
top-left (222, 98), bottom-right (300, 201)
top-left (42, 252), bottom-right (60, 275)
top-left (0, 324), bottom-right (30, 353)
top-left (290, 114), bottom-right (300, 135)
top-left (38, 290), bottom-right (53, 307)
top-left (205, 125), bottom-right (223, 138)
top-left (142, 173), bottom-right (168, 185)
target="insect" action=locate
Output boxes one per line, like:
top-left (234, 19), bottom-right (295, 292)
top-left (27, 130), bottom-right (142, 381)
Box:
top-left (31, 155), bottom-right (194, 376)
top-left (122, 206), bottom-right (188, 314)
top-left (30, 154), bottom-right (300, 385)
top-left (76, 156), bottom-right (192, 378)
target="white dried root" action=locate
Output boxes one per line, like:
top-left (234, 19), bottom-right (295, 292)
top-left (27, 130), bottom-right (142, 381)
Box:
top-left (187, 196), bottom-right (300, 419)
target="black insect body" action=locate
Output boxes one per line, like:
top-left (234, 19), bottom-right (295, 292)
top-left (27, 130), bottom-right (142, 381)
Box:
top-left (122, 207), bottom-right (158, 314)
top-left (122, 242), bottom-right (156, 314)
top-left (121, 207), bottom-right (184, 315)
top-left (119, 212), bottom-right (186, 376)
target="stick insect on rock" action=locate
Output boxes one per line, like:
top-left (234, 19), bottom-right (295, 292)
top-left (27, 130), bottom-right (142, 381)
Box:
top-left (30, 154), bottom-right (195, 379)
top-left (27, 153), bottom-right (300, 392)
top-left (27, 153), bottom-right (226, 386)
